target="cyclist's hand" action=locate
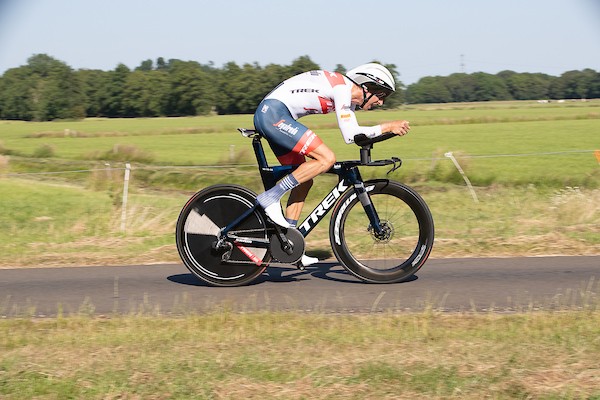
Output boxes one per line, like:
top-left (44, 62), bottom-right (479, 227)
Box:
top-left (385, 120), bottom-right (411, 136)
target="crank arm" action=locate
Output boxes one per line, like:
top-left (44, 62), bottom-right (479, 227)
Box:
top-left (271, 224), bottom-right (294, 255)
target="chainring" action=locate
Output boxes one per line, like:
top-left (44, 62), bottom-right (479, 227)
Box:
top-left (269, 228), bottom-right (305, 264)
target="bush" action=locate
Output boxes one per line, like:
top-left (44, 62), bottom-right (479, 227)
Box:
top-left (88, 144), bottom-right (155, 163)
top-left (32, 143), bottom-right (56, 158)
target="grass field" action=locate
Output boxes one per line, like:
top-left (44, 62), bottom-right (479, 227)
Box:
top-left (0, 100), bottom-right (599, 267)
top-left (1, 101), bottom-right (598, 188)
top-left (1, 101), bottom-right (600, 399)
top-left (1, 311), bottom-right (600, 399)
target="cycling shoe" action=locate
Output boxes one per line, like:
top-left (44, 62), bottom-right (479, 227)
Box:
top-left (262, 203), bottom-right (291, 228)
top-left (300, 254), bottom-right (319, 266)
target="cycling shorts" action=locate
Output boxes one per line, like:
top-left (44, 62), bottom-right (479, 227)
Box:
top-left (253, 99), bottom-right (323, 165)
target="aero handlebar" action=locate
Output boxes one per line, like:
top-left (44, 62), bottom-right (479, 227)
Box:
top-left (353, 132), bottom-right (396, 147)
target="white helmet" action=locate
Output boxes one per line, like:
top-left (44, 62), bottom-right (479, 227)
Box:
top-left (346, 62), bottom-right (395, 98)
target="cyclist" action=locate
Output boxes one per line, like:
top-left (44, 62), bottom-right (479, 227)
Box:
top-left (253, 62), bottom-right (411, 266)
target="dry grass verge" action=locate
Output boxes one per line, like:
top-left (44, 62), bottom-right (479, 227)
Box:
top-left (1, 312), bottom-right (599, 399)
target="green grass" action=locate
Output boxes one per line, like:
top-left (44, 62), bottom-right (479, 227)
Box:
top-left (1, 102), bottom-right (600, 399)
top-left (2, 102), bottom-right (598, 187)
top-left (0, 180), bottom-right (111, 256)
top-left (0, 100), bottom-right (599, 266)
top-left (0, 178), bottom-right (597, 267)
top-left (1, 311), bottom-right (599, 399)
top-left (0, 179), bottom-right (186, 266)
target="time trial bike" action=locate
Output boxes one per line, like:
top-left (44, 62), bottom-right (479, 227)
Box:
top-left (175, 128), bottom-right (434, 287)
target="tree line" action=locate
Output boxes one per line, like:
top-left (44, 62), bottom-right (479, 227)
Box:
top-left (0, 53), bottom-right (598, 121)
top-left (406, 69), bottom-right (600, 104)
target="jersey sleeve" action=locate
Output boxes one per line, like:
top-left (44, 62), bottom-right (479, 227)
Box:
top-left (332, 84), bottom-right (382, 144)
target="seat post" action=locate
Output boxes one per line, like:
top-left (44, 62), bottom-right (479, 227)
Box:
top-left (252, 136), bottom-right (269, 169)
top-left (252, 135), bottom-right (277, 190)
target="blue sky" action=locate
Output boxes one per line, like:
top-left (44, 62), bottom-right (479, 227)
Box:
top-left (0, 0), bottom-right (598, 84)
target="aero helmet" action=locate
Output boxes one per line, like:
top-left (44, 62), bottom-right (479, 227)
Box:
top-left (346, 62), bottom-right (396, 99)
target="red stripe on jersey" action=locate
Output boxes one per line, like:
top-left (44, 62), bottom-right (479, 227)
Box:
top-left (318, 96), bottom-right (334, 114)
top-left (292, 129), bottom-right (323, 156)
top-left (324, 71), bottom-right (346, 87)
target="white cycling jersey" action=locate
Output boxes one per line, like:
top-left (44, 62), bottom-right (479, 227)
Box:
top-left (264, 70), bottom-right (382, 144)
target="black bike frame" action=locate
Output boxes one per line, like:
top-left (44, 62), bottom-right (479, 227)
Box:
top-left (244, 133), bottom-right (387, 237)
top-left (219, 130), bottom-right (402, 255)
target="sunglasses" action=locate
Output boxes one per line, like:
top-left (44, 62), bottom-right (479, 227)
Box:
top-left (363, 84), bottom-right (391, 100)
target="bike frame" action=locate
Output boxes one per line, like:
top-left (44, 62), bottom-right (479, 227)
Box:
top-left (220, 130), bottom-right (401, 243)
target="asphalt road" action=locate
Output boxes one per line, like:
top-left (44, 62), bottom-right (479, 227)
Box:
top-left (1, 256), bottom-right (598, 317)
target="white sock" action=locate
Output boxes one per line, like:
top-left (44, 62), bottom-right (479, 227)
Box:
top-left (256, 174), bottom-right (299, 209)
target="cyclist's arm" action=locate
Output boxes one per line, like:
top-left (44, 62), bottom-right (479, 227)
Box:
top-left (332, 85), bottom-right (382, 144)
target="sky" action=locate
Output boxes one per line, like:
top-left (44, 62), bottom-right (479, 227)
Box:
top-left (0, 0), bottom-right (599, 85)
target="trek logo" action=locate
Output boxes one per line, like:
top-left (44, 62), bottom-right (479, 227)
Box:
top-left (272, 119), bottom-right (299, 136)
top-left (299, 180), bottom-right (349, 232)
top-left (299, 130), bottom-right (317, 155)
top-left (291, 88), bottom-right (319, 94)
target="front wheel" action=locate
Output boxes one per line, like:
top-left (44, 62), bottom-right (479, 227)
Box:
top-left (175, 184), bottom-right (270, 287)
top-left (329, 180), bottom-right (434, 283)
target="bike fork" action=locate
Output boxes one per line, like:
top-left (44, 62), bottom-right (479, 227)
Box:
top-left (343, 166), bottom-right (384, 235)
top-left (354, 182), bottom-right (384, 234)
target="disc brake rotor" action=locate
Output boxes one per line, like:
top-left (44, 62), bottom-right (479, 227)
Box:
top-left (369, 220), bottom-right (394, 243)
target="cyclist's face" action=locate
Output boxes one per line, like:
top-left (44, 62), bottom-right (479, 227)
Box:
top-left (362, 91), bottom-right (385, 110)
top-left (350, 83), bottom-right (386, 110)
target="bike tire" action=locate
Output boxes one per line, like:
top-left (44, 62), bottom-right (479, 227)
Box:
top-left (175, 184), bottom-right (269, 287)
top-left (329, 180), bottom-right (434, 283)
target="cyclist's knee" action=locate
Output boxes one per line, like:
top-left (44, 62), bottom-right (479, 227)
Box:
top-left (322, 152), bottom-right (336, 171)
top-left (307, 144), bottom-right (335, 174)
top-left (316, 149), bottom-right (336, 170)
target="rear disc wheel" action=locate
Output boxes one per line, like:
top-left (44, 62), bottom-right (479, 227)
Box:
top-left (175, 184), bottom-right (270, 286)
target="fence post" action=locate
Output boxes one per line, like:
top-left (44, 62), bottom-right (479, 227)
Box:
top-left (444, 152), bottom-right (479, 203)
top-left (229, 145), bottom-right (235, 163)
top-left (120, 163), bottom-right (131, 233)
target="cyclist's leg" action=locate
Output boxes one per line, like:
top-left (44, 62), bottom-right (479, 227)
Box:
top-left (254, 99), bottom-right (330, 227)
top-left (283, 139), bottom-right (335, 218)
top-left (285, 143), bottom-right (335, 220)
top-left (289, 143), bottom-right (335, 182)
top-left (285, 179), bottom-right (312, 223)
top-left (280, 144), bottom-right (335, 267)
top-left (260, 142), bottom-right (334, 227)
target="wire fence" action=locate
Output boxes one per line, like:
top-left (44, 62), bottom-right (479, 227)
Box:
top-left (1, 148), bottom-right (597, 178)
top-left (1, 149), bottom-right (598, 234)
